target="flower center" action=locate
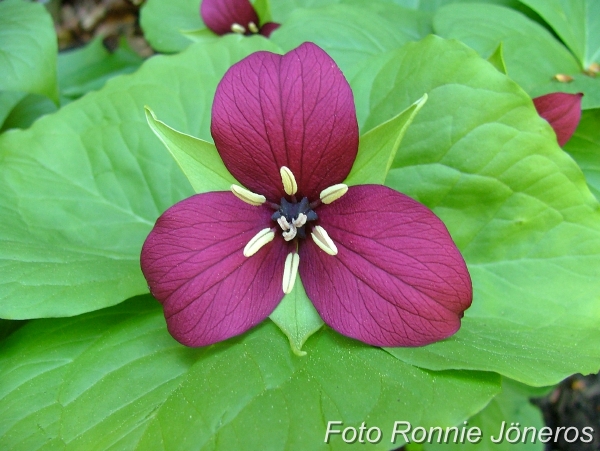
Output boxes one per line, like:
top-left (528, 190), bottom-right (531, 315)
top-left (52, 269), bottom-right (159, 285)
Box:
top-left (271, 197), bottom-right (318, 241)
top-left (232, 166), bottom-right (346, 294)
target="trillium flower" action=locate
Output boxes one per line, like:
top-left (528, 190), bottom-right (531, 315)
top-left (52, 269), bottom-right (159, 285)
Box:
top-left (141, 42), bottom-right (472, 348)
top-left (533, 92), bottom-right (583, 146)
top-left (200, 0), bottom-right (280, 37)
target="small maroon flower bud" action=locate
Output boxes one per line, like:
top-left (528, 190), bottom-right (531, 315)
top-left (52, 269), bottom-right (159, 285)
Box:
top-left (200, 0), bottom-right (280, 37)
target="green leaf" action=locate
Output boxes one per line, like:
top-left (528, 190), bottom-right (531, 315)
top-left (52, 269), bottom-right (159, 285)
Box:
top-left (0, 0), bottom-right (58, 102)
top-left (340, 0), bottom-right (434, 41)
top-left (519, 0), bottom-right (600, 69)
top-left (253, 0), bottom-right (274, 22)
top-left (0, 36), bottom-right (280, 319)
top-left (425, 379), bottom-right (546, 451)
top-left (269, 276), bottom-right (324, 356)
top-left (346, 94), bottom-right (428, 185)
top-left (348, 50), bottom-right (401, 130)
top-left (0, 91), bottom-right (57, 132)
top-left (0, 296), bottom-right (500, 451)
top-left (270, 4), bottom-right (414, 77)
top-left (180, 28), bottom-right (218, 44)
top-left (0, 319), bottom-right (24, 342)
top-left (433, 3), bottom-right (600, 109)
top-left (267, 0), bottom-right (339, 22)
top-left (145, 107), bottom-right (236, 193)
top-left (487, 42), bottom-right (507, 74)
top-left (563, 109), bottom-right (600, 200)
top-left (0, 93), bottom-right (57, 133)
top-left (0, 91), bottom-right (26, 128)
top-left (57, 37), bottom-right (144, 104)
top-left (386, 0), bottom-right (525, 11)
top-left (140, 0), bottom-right (205, 53)
top-left (362, 35), bottom-right (600, 386)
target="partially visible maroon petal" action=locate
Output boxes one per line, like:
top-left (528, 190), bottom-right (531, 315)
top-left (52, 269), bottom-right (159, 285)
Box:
top-left (211, 42), bottom-right (359, 201)
top-left (533, 92), bottom-right (583, 146)
top-left (200, 0), bottom-right (259, 36)
top-left (141, 192), bottom-right (289, 347)
top-left (299, 185), bottom-right (472, 347)
top-left (260, 22), bottom-right (280, 37)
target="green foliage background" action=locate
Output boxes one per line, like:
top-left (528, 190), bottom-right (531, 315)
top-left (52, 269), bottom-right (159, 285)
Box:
top-left (1, 0), bottom-right (599, 449)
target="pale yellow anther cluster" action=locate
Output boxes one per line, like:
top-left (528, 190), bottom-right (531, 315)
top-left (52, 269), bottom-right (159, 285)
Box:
top-left (230, 22), bottom-right (260, 35)
top-left (233, 166), bottom-right (349, 294)
top-left (230, 23), bottom-right (246, 34)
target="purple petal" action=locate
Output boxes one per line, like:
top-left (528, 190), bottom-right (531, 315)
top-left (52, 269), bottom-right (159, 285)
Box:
top-left (141, 192), bottom-right (289, 346)
top-left (260, 22), bottom-right (280, 37)
top-left (299, 185), bottom-right (472, 347)
top-left (200, 0), bottom-right (259, 35)
top-left (211, 42), bottom-right (359, 201)
top-left (533, 92), bottom-right (583, 146)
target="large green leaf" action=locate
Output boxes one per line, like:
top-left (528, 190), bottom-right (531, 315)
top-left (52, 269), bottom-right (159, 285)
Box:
top-left (346, 94), bottom-right (428, 185)
top-left (426, 379), bottom-right (546, 451)
top-left (362, 36), bottom-right (600, 386)
top-left (0, 0), bottom-right (58, 102)
top-left (0, 91), bottom-right (57, 132)
top-left (139, 0), bottom-right (205, 53)
top-left (563, 109), bottom-right (600, 200)
top-left (270, 4), bottom-right (414, 77)
top-left (340, 0), bottom-right (433, 41)
top-left (57, 38), bottom-right (144, 105)
top-left (0, 36), bottom-right (280, 319)
top-left (433, 3), bottom-right (600, 109)
top-left (0, 296), bottom-right (500, 451)
top-left (519, 0), bottom-right (600, 69)
top-left (385, 0), bottom-right (524, 11)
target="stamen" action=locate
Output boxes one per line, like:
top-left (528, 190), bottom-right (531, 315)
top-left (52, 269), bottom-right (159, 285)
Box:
top-left (277, 216), bottom-right (291, 231)
top-left (230, 23), bottom-right (246, 34)
top-left (280, 166), bottom-right (298, 196)
top-left (247, 21), bottom-right (259, 34)
top-left (282, 225), bottom-right (297, 241)
top-left (277, 215), bottom-right (300, 241)
top-left (553, 73), bottom-right (573, 83)
top-left (293, 213), bottom-right (307, 228)
top-left (320, 184), bottom-right (348, 204)
top-left (311, 225), bottom-right (338, 256)
top-left (231, 184), bottom-right (266, 206)
top-left (243, 228), bottom-right (275, 257)
top-left (282, 252), bottom-right (300, 294)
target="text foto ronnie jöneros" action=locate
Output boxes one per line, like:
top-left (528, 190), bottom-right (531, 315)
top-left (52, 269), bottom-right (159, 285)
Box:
top-left (324, 421), bottom-right (595, 445)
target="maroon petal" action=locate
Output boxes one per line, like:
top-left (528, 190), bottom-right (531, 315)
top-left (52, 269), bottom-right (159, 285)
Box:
top-left (533, 92), bottom-right (583, 146)
top-left (211, 42), bottom-right (359, 201)
top-left (141, 192), bottom-right (289, 346)
top-left (260, 22), bottom-right (280, 37)
top-left (299, 185), bottom-right (472, 347)
top-left (200, 0), bottom-right (259, 36)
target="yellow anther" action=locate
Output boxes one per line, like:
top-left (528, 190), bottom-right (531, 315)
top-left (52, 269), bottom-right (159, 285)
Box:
top-left (248, 21), bottom-right (259, 34)
top-left (319, 184), bottom-right (348, 204)
top-left (553, 73), bottom-right (573, 83)
top-left (282, 252), bottom-right (300, 294)
top-left (231, 184), bottom-right (266, 206)
top-left (243, 228), bottom-right (275, 257)
top-left (280, 166), bottom-right (298, 196)
top-left (585, 62), bottom-right (599, 76)
top-left (231, 23), bottom-right (246, 34)
top-left (311, 226), bottom-right (338, 256)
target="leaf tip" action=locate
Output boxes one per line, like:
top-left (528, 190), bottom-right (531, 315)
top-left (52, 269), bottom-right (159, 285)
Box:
top-left (414, 93), bottom-right (428, 110)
